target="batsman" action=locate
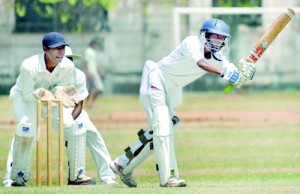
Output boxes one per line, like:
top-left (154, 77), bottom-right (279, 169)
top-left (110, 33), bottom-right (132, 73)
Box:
top-left (3, 32), bottom-right (95, 187)
top-left (110, 18), bottom-right (256, 187)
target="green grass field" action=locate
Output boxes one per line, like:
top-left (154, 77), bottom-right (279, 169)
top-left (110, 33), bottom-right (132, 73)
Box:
top-left (0, 91), bottom-right (299, 194)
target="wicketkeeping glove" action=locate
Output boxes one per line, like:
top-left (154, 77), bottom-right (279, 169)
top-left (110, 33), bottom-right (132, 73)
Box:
top-left (240, 59), bottom-right (256, 80)
top-left (63, 85), bottom-right (80, 104)
top-left (53, 85), bottom-right (80, 108)
top-left (33, 88), bottom-right (56, 106)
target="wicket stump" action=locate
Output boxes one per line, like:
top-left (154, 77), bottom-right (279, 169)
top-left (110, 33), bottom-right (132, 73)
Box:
top-left (36, 99), bottom-right (64, 187)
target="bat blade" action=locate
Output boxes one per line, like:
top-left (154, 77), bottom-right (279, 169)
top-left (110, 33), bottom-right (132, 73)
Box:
top-left (224, 8), bottom-right (295, 94)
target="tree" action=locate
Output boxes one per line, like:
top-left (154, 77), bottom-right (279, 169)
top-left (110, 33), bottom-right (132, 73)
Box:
top-left (14, 0), bottom-right (117, 33)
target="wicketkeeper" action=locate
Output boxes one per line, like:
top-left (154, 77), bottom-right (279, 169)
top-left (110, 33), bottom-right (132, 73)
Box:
top-left (2, 32), bottom-right (95, 187)
top-left (110, 18), bottom-right (256, 187)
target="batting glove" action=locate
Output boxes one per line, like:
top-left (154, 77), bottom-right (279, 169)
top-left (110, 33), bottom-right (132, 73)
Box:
top-left (220, 67), bottom-right (247, 88)
top-left (240, 59), bottom-right (256, 80)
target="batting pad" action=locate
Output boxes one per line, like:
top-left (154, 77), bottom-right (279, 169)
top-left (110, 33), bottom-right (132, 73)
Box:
top-left (66, 122), bottom-right (87, 181)
top-left (152, 105), bottom-right (178, 185)
top-left (11, 123), bottom-right (35, 181)
top-left (131, 130), bottom-right (153, 155)
top-left (123, 141), bottom-right (153, 174)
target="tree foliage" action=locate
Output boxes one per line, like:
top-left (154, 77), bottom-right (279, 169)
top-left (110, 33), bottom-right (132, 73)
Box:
top-left (213, 0), bottom-right (261, 7)
top-left (212, 0), bottom-right (262, 26)
top-left (14, 0), bottom-right (118, 33)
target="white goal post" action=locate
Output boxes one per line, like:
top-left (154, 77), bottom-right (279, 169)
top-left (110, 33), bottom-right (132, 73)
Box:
top-left (173, 7), bottom-right (300, 47)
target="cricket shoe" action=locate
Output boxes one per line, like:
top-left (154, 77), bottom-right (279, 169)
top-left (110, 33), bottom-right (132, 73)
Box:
top-left (11, 176), bottom-right (26, 187)
top-left (110, 161), bottom-right (137, 187)
top-left (67, 174), bottom-right (96, 185)
top-left (100, 178), bottom-right (120, 187)
top-left (160, 176), bottom-right (187, 187)
top-left (2, 179), bottom-right (13, 187)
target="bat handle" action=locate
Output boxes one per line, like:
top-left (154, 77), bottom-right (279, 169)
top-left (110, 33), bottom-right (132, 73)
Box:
top-left (224, 57), bottom-right (256, 94)
top-left (224, 83), bottom-right (234, 94)
top-left (224, 57), bottom-right (254, 94)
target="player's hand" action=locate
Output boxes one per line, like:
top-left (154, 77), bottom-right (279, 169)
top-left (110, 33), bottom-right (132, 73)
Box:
top-left (220, 67), bottom-right (247, 88)
top-left (63, 85), bottom-right (80, 104)
top-left (234, 73), bottom-right (247, 88)
top-left (240, 59), bottom-right (256, 80)
top-left (54, 85), bottom-right (79, 108)
top-left (33, 88), bottom-right (56, 106)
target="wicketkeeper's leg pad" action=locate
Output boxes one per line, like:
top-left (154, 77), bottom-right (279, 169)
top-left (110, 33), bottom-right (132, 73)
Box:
top-left (65, 121), bottom-right (87, 181)
top-left (152, 105), bottom-right (178, 185)
top-left (11, 122), bottom-right (35, 181)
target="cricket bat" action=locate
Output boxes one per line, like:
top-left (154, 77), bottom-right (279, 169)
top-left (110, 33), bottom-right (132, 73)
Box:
top-left (224, 8), bottom-right (295, 94)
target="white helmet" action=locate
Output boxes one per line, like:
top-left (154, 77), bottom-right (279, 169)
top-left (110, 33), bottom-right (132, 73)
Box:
top-left (65, 46), bottom-right (83, 61)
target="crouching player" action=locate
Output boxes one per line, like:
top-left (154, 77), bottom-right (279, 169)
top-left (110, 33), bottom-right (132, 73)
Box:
top-left (2, 32), bottom-right (95, 187)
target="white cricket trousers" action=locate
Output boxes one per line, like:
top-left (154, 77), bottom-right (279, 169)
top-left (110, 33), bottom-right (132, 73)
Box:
top-left (79, 110), bottom-right (115, 182)
top-left (139, 60), bottom-right (182, 185)
top-left (139, 60), bottom-right (182, 125)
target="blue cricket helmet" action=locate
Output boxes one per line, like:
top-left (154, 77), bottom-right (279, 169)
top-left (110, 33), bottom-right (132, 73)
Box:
top-left (200, 18), bottom-right (231, 37)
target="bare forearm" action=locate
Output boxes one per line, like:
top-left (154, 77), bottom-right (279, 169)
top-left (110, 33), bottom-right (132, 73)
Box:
top-left (72, 101), bottom-right (83, 120)
top-left (97, 65), bottom-right (105, 75)
top-left (197, 58), bottom-right (222, 76)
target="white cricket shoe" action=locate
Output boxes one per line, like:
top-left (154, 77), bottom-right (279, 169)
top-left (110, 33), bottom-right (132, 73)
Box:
top-left (160, 176), bottom-right (187, 187)
top-left (2, 179), bottom-right (13, 187)
top-left (101, 178), bottom-right (120, 187)
top-left (67, 174), bottom-right (96, 185)
top-left (110, 161), bottom-right (137, 187)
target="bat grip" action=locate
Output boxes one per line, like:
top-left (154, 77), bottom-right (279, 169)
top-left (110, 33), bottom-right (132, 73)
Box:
top-left (224, 83), bottom-right (234, 94)
top-left (224, 57), bottom-right (257, 94)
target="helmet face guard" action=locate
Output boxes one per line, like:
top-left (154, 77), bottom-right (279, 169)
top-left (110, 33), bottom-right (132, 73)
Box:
top-left (199, 18), bottom-right (231, 55)
top-left (199, 32), bottom-right (230, 54)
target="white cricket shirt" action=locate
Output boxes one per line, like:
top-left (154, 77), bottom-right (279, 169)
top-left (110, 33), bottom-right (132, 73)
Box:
top-left (158, 36), bottom-right (235, 87)
top-left (84, 47), bottom-right (98, 75)
top-left (10, 54), bottom-right (75, 101)
top-left (73, 68), bottom-right (89, 101)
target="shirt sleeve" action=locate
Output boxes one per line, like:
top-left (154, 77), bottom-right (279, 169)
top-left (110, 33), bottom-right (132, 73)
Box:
top-left (74, 69), bottom-right (89, 101)
top-left (181, 36), bottom-right (202, 62)
top-left (18, 62), bottom-right (38, 101)
top-left (158, 36), bottom-right (199, 65)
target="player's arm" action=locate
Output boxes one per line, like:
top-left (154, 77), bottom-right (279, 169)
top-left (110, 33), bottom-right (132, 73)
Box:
top-left (97, 64), bottom-right (105, 78)
top-left (71, 69), bottom-right (88, 120)
top-left (71, 100), bottom-right (83, 120)
top-left (197, 58), bottom-right (247, 88)
top-left (196, 58), bottom-right (222, 75)
top-left (18, 63), bottom-right (40, 101)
